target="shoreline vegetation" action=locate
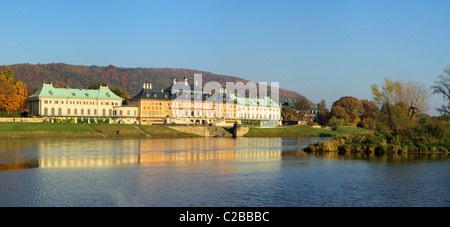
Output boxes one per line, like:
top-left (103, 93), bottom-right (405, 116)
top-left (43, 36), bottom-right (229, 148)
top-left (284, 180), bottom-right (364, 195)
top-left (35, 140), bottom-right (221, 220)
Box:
top-left (304, 131), bottom-right (449, 156)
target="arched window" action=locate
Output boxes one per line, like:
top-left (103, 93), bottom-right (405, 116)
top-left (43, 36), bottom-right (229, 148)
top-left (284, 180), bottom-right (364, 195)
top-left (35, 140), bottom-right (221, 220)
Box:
top-left (58, 108), bottom-right (62, 116)
top-left (44, 108), bottom-right (48, 116)
top-left (51, 108), bottom-right (55, 116)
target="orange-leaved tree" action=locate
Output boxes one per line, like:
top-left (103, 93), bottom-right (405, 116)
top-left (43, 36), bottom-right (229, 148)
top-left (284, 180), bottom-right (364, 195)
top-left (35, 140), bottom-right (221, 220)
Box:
top-left (0, 67), bottom-right (28, 113)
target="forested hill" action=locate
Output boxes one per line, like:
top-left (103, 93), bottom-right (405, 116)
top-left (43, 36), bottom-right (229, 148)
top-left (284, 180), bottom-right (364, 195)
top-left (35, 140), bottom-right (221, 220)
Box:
top-left (1, 63), bottom-right (306, 102)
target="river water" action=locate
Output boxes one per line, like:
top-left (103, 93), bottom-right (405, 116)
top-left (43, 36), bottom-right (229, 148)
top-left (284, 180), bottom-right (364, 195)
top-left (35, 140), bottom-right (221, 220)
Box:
top-left (0, 137), bottom-right (448, 207)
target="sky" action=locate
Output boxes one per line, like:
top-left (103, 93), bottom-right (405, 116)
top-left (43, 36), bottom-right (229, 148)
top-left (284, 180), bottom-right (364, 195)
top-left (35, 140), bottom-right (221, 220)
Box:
top-left (1, 0), bottom-right (449, 116)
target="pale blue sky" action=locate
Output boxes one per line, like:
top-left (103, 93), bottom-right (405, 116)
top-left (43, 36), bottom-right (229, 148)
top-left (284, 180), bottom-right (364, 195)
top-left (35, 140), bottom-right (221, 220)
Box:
top-left (1, 0), bottom-right (449, 115)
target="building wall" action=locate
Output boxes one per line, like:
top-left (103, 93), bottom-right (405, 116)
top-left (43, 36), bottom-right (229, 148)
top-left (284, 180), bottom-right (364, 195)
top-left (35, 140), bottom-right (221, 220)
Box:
top-left (29, 97), bottom-right (121, 118)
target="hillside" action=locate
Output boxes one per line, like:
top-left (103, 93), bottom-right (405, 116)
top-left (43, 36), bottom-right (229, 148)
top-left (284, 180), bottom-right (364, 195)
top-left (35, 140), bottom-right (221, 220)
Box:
top-left (1, 63), bottom-right (306, 102)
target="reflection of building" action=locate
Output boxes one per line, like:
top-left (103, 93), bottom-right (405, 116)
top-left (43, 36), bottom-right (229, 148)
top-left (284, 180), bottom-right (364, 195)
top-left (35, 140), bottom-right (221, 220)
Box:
top-left (0, 138), bottom-right (287, 171)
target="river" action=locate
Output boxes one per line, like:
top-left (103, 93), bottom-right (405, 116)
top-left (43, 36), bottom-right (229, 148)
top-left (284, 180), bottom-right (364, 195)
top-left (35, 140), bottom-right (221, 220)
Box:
top-left (0, 137), bottom-right (448, 207)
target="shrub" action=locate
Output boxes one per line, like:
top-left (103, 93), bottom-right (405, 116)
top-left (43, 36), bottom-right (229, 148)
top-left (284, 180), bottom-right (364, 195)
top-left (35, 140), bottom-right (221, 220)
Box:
top-left (328, 118), bottom-right (344, 131)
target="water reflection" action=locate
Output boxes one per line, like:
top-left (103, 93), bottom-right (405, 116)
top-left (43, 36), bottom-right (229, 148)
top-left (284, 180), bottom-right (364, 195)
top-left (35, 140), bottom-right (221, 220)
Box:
top-left (0, 137), bottom-right (328, 171)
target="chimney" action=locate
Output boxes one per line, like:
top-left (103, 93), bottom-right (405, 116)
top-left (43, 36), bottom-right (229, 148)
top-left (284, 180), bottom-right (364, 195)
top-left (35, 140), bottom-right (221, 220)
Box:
top-left (143, 81), bottom-right (147, 89)
top-left (184, 77), bottom-right (188, 86)
top-left (173, 78), bottom-right (177, 84)
top-left (149, 80), bottom-right (152, 89)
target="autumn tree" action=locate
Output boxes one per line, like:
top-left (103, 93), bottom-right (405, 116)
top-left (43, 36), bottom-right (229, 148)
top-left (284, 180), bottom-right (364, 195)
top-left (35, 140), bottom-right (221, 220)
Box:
top-left (0, 67), bottom-right (28, 114)
top-left (282, 106), bottom-right (298, 121)
top-left (110, 87), bottom-right (130, 105)
top-left (372, 78), bottom-right (429, 118)
top-left (292, 97), bottom-right (311, 121)
top-left (330, 96), bottom-right (364, 126)
top-left (372, 78), bottom-right (430, 135)
top-left (431, 66), bottom-right (450, 115)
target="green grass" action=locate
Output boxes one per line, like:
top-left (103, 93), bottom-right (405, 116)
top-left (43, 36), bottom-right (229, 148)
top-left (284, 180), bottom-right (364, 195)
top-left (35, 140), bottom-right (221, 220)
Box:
top-left (244, 125), bottom-right (338, 137)
top-left (89, 124), bottom-right (144, 137)
top-left (0, 122), bottom-right (199, 139)
top-left (0, 122), bottom-right (100, 138)
top-left (0, 122), bottom-right (371, 139)
top-left (139, 125), bottom-right (199, 137)
top-left (334, 127), bottom-right (371, 136)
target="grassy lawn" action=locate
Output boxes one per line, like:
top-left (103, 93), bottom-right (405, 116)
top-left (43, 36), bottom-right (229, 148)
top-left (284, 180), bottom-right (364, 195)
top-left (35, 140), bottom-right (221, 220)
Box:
top-left (139, 125), bottom-right (199, 137)
top-left (0, 122), bottom-right (372, 139)
top-left (334, 127), bottom-right (371, 136)
top-left (245, 125), bottom-right (372, 137)
top-left (0, 122), bottom-right (100, 138)
top-left (0, 122), bottom-right (200, 138)
top-left (245, 125), bottom-right (338, 137)
top-left (89, 124), bottom-right (145, 137)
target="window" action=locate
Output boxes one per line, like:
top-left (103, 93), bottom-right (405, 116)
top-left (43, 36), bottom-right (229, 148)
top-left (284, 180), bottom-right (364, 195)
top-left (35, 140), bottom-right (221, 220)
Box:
top-left (68, 109), bottom-right (71, 115)
top-left (74, 109), bottom-right (78, 115)
top-left (44, 108), bottom-right (48, 116)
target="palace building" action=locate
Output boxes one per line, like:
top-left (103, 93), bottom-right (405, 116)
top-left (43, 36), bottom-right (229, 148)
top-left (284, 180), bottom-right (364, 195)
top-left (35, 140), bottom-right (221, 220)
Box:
top-left (27, 77), bottom-right (281, 126)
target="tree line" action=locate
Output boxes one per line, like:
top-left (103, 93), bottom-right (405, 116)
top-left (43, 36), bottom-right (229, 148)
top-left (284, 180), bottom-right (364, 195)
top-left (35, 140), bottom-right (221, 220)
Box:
top-left (283, 65), bottom-right (450, 133)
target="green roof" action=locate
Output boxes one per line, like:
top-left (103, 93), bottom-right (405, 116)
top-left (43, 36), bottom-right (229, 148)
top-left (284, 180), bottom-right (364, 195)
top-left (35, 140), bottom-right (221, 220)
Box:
top-left (28, 84), bottom-right (123, 100)
top-left (230, 94), bottom-right (280, 107)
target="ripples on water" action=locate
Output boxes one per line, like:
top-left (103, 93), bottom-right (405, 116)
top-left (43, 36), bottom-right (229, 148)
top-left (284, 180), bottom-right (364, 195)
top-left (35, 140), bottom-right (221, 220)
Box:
top-left (0, 137), bottom-right (448, 207)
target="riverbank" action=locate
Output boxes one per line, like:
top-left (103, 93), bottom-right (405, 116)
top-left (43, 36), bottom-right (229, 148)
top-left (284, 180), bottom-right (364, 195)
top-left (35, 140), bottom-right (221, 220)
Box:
top-left (0, 122), bottom-right (198, 139)
top-left (0, 122), bottom-right (372, 139)
top-left (244, 125), bottom-right (370, 137)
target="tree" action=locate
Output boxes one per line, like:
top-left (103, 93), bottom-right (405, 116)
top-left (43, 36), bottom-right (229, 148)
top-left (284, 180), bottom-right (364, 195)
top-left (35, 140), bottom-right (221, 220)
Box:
top-left (87, 82), bottom-right (108, 89)
top-left (0, 67), bottom-right (28, 113)
top-left (282, 106), bottom-right (298, 121)
top-left (292, 97), bottom-right (311, 121)
top-left (316, 113), bottom-right (329, 128)
top-left (110, 87), bottom-right (129, 105)
top-left (0, 79), bottom-right (20, 111)
top-left (404, 81), bottom-right (430, 117)
top-left (331, 96), bottom-right (363, 126)
top-left (317, 99), bottom-right (327, 111)
top-left (372, 78), bottom-right (429, 118)
top-left (431, 66), bottom-right (450, 115)
top-left (361, 99), bottom-right (378, 119)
